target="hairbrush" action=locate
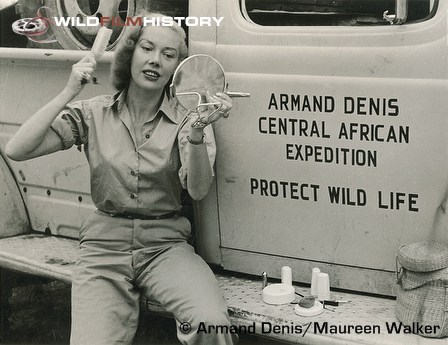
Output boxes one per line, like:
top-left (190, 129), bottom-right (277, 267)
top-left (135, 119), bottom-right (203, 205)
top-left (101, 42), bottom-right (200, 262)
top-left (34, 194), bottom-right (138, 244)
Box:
top-left (91, 26), bottom-right (113, 60)
top-left (81, 27), bottom-right (113, 85)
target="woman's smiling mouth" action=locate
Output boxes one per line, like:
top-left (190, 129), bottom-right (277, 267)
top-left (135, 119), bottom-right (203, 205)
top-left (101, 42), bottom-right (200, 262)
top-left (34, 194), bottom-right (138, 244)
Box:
top-left (143, 70), bottom-right (161, 80)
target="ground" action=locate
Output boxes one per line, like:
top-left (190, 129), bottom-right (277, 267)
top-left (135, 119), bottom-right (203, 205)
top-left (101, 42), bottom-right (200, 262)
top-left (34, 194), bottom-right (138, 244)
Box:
top-left (2, 279), bottom-right (284, 345)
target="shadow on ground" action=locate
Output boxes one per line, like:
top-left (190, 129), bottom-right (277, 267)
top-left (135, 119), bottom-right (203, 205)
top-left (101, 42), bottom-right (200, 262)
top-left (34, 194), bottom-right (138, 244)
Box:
top-left (2, 280), bottom-right (285, 345)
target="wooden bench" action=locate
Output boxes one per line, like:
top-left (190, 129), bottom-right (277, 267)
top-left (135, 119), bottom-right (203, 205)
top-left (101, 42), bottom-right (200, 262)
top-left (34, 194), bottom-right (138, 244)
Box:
top-left (0, 233), bottom-right (446, 344)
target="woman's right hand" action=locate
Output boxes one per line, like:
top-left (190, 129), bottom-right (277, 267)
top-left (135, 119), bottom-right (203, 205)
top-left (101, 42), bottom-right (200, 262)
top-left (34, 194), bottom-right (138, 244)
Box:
top-left (63, 54), bottom-right (97, 97)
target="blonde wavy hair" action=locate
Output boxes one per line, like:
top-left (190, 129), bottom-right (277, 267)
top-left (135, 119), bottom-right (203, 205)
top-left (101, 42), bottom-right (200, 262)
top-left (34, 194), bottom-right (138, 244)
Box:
top-left (110, 11), bottom-right (188, 91)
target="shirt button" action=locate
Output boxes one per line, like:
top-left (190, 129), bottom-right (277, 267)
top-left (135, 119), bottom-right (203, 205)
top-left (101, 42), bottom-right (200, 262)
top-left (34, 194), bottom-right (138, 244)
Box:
top-left (130, 193), bottom-right (136, 199)
top-left (145, 134), bottom-right (150, 139)
top-left (130, 170), bottom-right (136, 176)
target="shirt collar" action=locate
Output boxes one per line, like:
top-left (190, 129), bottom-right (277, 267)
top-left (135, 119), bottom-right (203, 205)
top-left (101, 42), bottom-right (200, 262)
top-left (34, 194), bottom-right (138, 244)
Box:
top-left (105, 89), bottom-right (125, 112)
top-left (106, 89), bottom-right (183, 125)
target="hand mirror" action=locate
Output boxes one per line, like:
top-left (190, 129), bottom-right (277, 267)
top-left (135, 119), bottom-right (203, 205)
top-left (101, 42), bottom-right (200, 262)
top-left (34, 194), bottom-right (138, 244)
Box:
top-left (169, 54), bottom-right (250, 118)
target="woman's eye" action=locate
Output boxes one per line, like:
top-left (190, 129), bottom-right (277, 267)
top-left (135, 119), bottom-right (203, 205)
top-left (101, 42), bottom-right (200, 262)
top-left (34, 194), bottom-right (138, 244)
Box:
top-left (164, 53), bottom-right (175, 59)
top-left (142, 45), bottom-right (152, 51)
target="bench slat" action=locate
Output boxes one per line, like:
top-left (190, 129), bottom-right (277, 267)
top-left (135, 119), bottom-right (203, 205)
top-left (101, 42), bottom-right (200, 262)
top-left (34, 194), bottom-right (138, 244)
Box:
top-left (0, 234), bottom-right (445, 344)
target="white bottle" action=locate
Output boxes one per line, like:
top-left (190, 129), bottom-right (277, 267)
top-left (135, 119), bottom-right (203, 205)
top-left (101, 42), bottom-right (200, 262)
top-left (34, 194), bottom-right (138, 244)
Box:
top-left (311, 267), bottom-right (320, 297)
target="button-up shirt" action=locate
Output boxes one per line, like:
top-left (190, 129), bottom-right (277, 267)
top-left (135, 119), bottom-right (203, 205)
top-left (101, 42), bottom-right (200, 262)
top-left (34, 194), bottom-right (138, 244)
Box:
top-left (50, 89), bottom-right (216, 216)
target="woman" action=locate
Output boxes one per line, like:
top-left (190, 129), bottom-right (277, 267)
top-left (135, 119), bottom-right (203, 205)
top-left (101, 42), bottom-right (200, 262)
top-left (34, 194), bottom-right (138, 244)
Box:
top-left (5, 12), bottom-right (237, 345)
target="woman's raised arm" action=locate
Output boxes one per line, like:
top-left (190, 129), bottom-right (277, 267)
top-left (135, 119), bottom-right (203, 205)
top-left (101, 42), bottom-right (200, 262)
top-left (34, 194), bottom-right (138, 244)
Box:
top-left (5, 54), bottom-right (96, 161)
top-left (186, 92), bottom-right (232, 200)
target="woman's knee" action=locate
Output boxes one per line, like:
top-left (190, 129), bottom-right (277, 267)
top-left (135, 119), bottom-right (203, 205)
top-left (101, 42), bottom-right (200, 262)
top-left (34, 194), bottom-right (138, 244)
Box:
top-left (188, 303), bottom-right (231, 328)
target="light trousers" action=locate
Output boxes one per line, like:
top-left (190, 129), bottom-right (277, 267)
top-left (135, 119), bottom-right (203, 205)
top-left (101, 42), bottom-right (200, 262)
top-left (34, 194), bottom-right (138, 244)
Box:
top-left (70, 210), bottom-right (237, 345)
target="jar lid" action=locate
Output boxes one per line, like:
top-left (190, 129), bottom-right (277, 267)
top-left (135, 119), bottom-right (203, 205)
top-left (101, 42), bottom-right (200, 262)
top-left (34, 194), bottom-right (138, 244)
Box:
top-left (397, 241), bottom-right (448, 272)
top-left (294, 301), bottom-right (324, 317)
top-left (262, 283), bottom-right (295, 305)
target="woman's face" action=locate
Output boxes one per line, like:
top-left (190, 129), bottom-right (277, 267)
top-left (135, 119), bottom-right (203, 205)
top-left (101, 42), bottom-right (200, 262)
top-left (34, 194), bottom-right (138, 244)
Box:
top-left (130, 26), bottom-right (182, 92)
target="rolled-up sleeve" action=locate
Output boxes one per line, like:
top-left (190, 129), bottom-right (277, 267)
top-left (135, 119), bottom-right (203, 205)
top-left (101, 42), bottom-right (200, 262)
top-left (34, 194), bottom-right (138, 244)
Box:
top-left (50, 101), bottom-right (88, 150)
top-left (178, 123), bottom-right (216, 189)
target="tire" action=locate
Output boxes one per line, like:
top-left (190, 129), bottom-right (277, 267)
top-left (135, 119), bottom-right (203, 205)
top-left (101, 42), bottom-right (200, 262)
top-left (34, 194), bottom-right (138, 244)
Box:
top-left (16, 0), bottom-right (137, 50)
top-left (16, 0), bottom-right (188, 50)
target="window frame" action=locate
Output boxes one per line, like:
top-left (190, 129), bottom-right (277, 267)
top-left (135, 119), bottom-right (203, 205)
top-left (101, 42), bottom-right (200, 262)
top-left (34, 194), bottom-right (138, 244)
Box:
top-left (240, 0), bottom-right (439, 27)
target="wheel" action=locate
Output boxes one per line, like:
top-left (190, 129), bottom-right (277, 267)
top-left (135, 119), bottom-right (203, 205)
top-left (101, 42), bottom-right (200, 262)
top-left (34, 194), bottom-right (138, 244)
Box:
top-left (16, 0), bottom-right (189, 50)
top-left (17, 0), bottom-right (136, 50)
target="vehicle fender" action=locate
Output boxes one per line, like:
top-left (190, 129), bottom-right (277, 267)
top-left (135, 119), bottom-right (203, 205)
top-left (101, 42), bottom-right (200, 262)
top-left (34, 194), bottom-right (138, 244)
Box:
top-left (0, 152), bottom-right (30, 238)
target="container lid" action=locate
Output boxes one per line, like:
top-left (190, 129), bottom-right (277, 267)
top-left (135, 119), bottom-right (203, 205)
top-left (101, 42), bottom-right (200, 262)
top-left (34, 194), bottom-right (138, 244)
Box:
top-left (262, 283), bottom-right (295, 305)
top-left (294, 301), bottom-right (324, 317)
top-left (397, 241), bottom-right (448, 272)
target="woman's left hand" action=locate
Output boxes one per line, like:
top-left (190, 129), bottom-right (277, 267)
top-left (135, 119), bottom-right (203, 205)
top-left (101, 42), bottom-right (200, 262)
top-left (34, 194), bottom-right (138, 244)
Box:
top-left (198, 92), bottom-right (233, 126)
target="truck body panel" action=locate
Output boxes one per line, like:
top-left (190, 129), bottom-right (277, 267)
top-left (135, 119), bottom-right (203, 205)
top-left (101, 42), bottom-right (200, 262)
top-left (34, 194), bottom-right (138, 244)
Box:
top-left (1, 0), bottom-right (447, 295)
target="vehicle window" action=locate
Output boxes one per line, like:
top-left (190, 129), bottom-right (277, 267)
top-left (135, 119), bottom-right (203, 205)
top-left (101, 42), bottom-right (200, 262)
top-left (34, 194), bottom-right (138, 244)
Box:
top-left (241, 0), bottom-right (437, 26)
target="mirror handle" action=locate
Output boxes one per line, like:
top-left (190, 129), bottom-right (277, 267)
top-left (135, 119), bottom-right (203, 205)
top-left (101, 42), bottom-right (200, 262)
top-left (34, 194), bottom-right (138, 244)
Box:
top-left (226, 91), bottom-right (250, 98)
